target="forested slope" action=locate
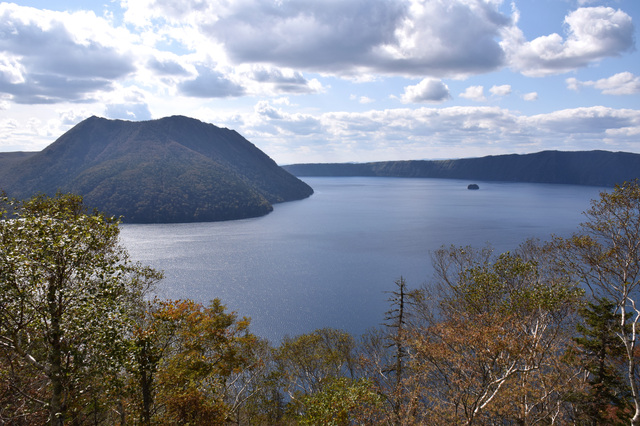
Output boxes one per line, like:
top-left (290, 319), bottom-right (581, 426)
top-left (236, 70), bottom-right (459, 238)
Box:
top-left (283, 150), bottom-right (640, 187)
top-left (3, 183), bottom-right (640, 424)
top-left (0, 116), bottom-right (313, 223)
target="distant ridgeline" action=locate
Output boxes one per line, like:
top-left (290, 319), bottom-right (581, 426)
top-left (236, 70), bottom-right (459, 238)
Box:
top-left (0, 116), bottom-right (313, 223)
top-left (283, 150), bottom-right (640, 187)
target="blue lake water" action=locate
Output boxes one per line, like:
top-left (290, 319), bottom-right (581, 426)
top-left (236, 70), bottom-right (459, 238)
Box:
top-left (119, 177), bottom-right (606, 343)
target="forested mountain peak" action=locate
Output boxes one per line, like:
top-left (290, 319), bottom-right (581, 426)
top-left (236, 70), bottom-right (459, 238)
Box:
top-left (0, 116), bottom-right (313, 223)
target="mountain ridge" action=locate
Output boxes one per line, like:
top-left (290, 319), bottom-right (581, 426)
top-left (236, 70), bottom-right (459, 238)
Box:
top-left (282, 150), bottom-right (640, 187)
top-left (0, 116), bottom-right (313, 223)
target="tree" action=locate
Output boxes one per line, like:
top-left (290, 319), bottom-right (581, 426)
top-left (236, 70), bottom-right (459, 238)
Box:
top-left (0, 350), bottom-right (49, 424)
top-left (356, 327), bottom-right (399, 422)
top-left (273, 328), bottom-right (390, 424)
top-left (147, 299), bottom-right (257, 424)
top-left (570, 297), bottom-right (630, 424)
top-left (406, 244), bottom-right (584, 424)
top-left (223, 336), bottom-right (281, 425)
top-left (384, 277), bottom-right (410, 389)
top-left (295, 377), bottom-right (384, 425)
top-left (125, 299), bottom-right (168, 425)
top-left (0, 193), bottom-right (161, 424)
top-left (554, 180), bottom-right (640, 425)
top-left (275, 328), bottom-right (357, 401)
top-left (379, 276), bottom-right (418, 423)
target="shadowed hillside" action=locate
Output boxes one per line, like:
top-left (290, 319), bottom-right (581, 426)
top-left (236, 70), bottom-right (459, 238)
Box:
top-left (283, 150), bottom-right (640, 187)
top-left (0, 151), bottom-right (37, 170)
top-left (0, 116), bottom-right (313, 223)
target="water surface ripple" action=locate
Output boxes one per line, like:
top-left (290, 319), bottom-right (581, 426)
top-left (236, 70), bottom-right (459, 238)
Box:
top-left (120, 177), bottom-right (605, 342)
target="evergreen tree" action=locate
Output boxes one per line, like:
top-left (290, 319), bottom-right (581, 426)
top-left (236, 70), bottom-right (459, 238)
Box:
top-left (572, 297), bottom-right (631, 424)
top-left (556, 180), bottom-right (640, 425)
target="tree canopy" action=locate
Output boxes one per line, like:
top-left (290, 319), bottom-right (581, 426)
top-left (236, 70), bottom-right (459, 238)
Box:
top-left (0, 193), bottom-right (161, 424)
top-left (3, 182), bottom-right (640, 424)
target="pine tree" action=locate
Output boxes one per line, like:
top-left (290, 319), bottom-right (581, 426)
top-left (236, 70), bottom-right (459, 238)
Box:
top-left (573, 298), bottom-right (631, 424)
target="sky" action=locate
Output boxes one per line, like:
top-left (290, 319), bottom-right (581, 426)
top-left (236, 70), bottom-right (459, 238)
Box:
top-left (0, 0), bottom-right (639, 164)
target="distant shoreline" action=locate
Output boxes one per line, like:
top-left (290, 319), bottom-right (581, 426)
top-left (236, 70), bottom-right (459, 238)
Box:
top-left (282, 150), bottom-right (640, 187)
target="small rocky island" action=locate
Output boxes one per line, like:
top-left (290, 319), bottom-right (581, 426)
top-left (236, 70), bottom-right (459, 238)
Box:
top-left (468, 184), bottom-right (480, 190)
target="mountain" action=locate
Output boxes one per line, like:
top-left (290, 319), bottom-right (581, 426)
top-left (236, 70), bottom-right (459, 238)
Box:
top-left (0, 151), bottom-right (37, 170)
top-left (0, 116), bottom-right (313, 223)
top-left (283, 150), bottom-right (640, 187)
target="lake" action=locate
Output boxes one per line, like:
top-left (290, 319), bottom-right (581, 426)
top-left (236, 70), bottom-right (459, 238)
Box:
top-left (119, 177), bottom-right (606, 342)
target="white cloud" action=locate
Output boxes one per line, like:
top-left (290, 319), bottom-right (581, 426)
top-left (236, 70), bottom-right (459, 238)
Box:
top-left (105, 103), bottom-right (152, 121)
top-left (273, 97), bottom-right (292, 106)
top-left (228, 102), bottom-right (640, 163)
top-left (253, 100), bottom-right (323, 136)
top-left (503, 6), bottom-right (635, 77)
top-left (460, 85), bottom-right (486, 102)
top-left (179, 66), bottom-right (245, 98)
top-left (58, 109), bottom-right (92, 126)
top-left (567, 72), bottom-right (640, 95)
top-left (255, 100), bottom-right (284, 120)
top-left (208, 0), bottom-right (406, 72)
top-left (147, 57), bottom-right (190, 76)
top-left (566, 78), bottom-right (581, 92)
top-left (118, 1), bottom-right (635, 82)
top-left (0, 0), bottom-right (635, 118)
top-left (525, 106), bottom-right (639, 135)
top-left (248, 66), bottom-right (323, 94)
top-left (0, 1), bottom-right (639, 163)
top-left (375, 0), bottom-right (510, 76)
top-left (0, 114), bottom-right (69, 151)
top-left (490, 84), bottom-right (511, 96)
top-left (0, 4), bottom-right (136, 104)
top-left (400, 78), bottom-right (451, 103)
top-left (121, 0), bottom-right (155, 27)
top-left (147, 0), bottom-right (511, 78)
top-left (0, 53), bottom-right (26, 84)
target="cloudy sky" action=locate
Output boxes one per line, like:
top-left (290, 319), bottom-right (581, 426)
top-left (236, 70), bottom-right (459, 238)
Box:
top-left (1, 0), bottom-right (639, 164)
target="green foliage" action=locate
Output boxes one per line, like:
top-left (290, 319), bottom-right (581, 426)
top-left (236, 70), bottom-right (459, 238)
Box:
top-left (476, 253), bottom-right (580, 316)
top-left (2, 182), bottom-right (640, 424)
top-left (80, 157), bottom-right (275, 223)
top-left (295, 377), bottom-right (384, 425)
top-left (443, 248), bottom-right (584, 319)
top-left (130, 299), bottom-right (258, 425)
top-left (275, 328), bottom-right (356, 399)
top-left (570, 297), bottom-right (631, 424)
top-left (1, 115), bottom-right (313, 223)
top-left (555, 180), bottom-right (640, 425)
top-left (408, 242), bottom-right (586, 424)
top-left (273, 328), bottom-right (388, 424)
top-left (0, 192), bottom-right (162, 424)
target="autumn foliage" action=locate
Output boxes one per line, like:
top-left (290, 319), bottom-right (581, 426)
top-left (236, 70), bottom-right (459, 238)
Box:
top-left (1, 181), bottom-right (640, 424)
